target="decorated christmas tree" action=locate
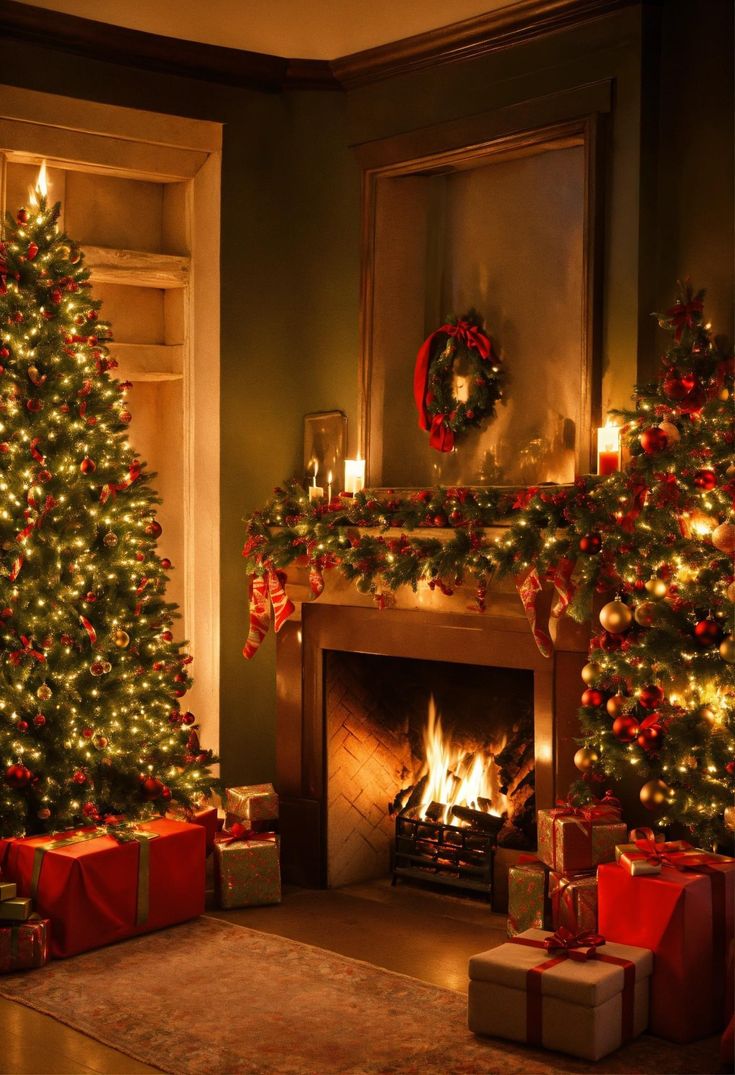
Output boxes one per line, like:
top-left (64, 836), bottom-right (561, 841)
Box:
top-left (0, 170), bottom-right (217, 837)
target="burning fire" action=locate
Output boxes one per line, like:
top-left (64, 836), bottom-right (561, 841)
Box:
top-left (410, 696), bottom-right (507, 824)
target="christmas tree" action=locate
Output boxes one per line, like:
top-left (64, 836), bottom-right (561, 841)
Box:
top-left (0, 171), bottom-right (217, 837)
top-left (569, 285), bottom-right (735, 845)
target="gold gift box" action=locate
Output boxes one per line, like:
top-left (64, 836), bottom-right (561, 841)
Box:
top-left (0, 896), bottom-right (32, 921)
top-left (215, 834), bottom-right (281, 908)
top-left (0, 882), bottom-right (17, 901)
top-left (224, 783), bottom-right (279, 825)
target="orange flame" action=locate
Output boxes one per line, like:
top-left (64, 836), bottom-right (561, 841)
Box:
top-left (415, 696), bottom-right (507, 823)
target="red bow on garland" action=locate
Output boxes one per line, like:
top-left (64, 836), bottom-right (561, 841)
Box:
top-left (8, 635), bottom-right (46, 665)
top-left (667, 294), bottom-right (704, 342)
top-left (413, 319), bottom-right (492, 449)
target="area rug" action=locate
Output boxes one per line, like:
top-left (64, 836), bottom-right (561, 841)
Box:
top-left (0, 916), bottom-right (720, 1075)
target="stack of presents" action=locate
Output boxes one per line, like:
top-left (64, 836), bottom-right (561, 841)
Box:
top-left (469, 793), bottom-right (735, 1063)
top-left (0, 783), bottom-right (280, 973)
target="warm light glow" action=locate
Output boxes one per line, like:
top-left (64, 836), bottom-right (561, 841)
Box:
top-left (34, 160), bottom-right (48, 201)
top-left (413, 696), bottom-right (507, 824)
top-left (596, 422), bottom-right (621, 475)
top-left (344, 457), bottom-right (365, 495)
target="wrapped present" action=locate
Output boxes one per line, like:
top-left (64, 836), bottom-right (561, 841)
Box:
top-left (0, 896), bottom-right (32, 921)
top-left (614, 828), bottom-right (676, 876)
top-left (3, 818), bottom-right (205, 958)
top-left (507, 860), bottom-right (552, 937)
top-left (599, 845), bottom-right (735, 1042)
top-left (167, 804), bottom-right (219, 855)
top-left (0, 881), bottom-right (17, 901)
top-left (468, 926), bottom-right (653, 1061)
top-left (0, 914), bottom-right (49, 973)
top-left (550, 871), bottom-right (598, 933)
top-left (537, 793), bottom-right (626, 873)
top-left (225, 783), bottom-right (278, 826)
top-left (215, 828), bottom-right (281, 908)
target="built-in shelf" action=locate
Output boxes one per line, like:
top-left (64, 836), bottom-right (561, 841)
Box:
top-left (106, 341), bottom-right (183, 381)
top-left (85, 245), bottom-right (189, 289)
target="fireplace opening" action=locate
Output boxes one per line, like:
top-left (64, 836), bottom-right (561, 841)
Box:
top-left (326, 651), bottom-right (535, 892)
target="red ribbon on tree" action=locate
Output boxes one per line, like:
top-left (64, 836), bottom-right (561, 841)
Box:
top-left (667, 293), bottom-right (704, 342)
top-left (9, 635), bottom-right (46, 665)
top-left (79, 616), bottom-right (97, 646)
top-left (99, 461), bottom-right (141, 504)
top-left (511, 929), bottom-right (636, 1047)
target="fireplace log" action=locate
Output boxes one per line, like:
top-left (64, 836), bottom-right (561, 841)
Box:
top-left (450, 805), bottom-right (504, 835)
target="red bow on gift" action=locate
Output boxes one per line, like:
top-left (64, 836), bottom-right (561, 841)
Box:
top-left (543, 927), bottom-right (606, 960)
top-left (550, 791), bottom-right (621, 823)
top-left (217, 824), bottom-right (275, 846)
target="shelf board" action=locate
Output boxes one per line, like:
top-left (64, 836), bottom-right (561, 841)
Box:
top-left (107, 341), bottom-right (183, 381)
top-left (85, 245), bottom-right (189, 288)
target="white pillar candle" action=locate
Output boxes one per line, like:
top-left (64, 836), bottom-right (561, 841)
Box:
top-left (344, 458), bottom-right (366, 495)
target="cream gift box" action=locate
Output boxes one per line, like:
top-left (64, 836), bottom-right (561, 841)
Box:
top-left (468, 928), bottom-right (652, 1061)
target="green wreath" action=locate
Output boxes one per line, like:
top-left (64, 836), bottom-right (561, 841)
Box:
top-left (413, 310), bottom-right (502, 452)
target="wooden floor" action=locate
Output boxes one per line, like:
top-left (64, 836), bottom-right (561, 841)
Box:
top-left (0, 879), bottom-right (507, 1074)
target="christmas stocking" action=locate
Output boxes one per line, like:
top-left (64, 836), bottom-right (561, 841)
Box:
top-left (516, 567), bottom-right (553, 658)
top-left (267, 568), bottom-right (295, 633)
top-left (243, 575), bottom-right (271, 660)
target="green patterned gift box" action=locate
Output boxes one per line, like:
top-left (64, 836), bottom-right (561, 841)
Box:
top-left (507, 862), bottom-right (552, 937)
top-left (214, 833), bottom-right (281, 908)
top-left (549, 871), bottom-right (598, 933)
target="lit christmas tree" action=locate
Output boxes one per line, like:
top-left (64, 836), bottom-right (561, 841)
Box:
top-left (0, 167), bottom-right (217, 837)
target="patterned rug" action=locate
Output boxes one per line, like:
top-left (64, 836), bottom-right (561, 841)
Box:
top-left (0, 916), bottom-right (721, 1074)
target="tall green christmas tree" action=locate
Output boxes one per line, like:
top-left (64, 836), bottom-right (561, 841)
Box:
top-left (0, 176), bottom-right (217, 837)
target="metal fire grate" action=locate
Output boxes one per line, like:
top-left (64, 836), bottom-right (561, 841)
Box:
top-left (392, 809), bottom-right (500, 902)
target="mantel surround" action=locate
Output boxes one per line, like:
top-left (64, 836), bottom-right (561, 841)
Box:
top-left (275, 569), bottom-right (591, 887)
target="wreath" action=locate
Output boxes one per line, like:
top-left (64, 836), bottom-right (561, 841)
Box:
top-left (413, 310), bottom-right (502, 452)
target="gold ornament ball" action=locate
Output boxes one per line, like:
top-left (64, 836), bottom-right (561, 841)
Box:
top-left (574, 746), bottom-right (599, 771)
top-left (698, 704), bottom-right (717, 724)
top-left (645, 577), bottom-right (668, 599)
top-left (581, 661), bottom-right (601, 685)
top-left (634, 601), bottom-right (659, 627)
top-left (599, 599), bottom-right (633, 634)
top-left (712, 522), bottom-right (735, 555)
top-left (606, 694), bottom-right (626, 718)
top-left (640, 778), bottom-right (671, 810)
top-left (114, 629), bottom-right (130, 648)
top-left (658, 420), bottom-right (680, 444)
top-left (721, 388), bottom-right (731, 403)
top-left (36, 683), bottom-right (52, 701)
top-left (724, 805), bottom-right (735, 832)
top-left (727, 581), bottom-right (735, 603)
top-left (719, 636), bottom-right (735, 664)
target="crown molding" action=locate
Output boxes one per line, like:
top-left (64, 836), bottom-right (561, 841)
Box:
top-left (0, 0), bottom-right (638, 94)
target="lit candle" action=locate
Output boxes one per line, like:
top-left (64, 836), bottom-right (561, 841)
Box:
top-left (596, 422), bottom-right (621, 475)
top-left (344, 457), bottom-right (366, 495)
top-left (308, 460), bottom-right (323, 501)
top-left (327, 470), bottom-right (333, 502)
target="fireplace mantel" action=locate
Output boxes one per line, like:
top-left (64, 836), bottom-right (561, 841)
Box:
top-left (275, 568), bottom-right (590, 886)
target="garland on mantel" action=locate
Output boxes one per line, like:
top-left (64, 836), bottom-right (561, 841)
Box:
top-left (243, 284), bottom-right (735, 845)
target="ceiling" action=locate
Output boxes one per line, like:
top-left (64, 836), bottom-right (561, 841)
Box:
top-left (16, 0), bottom-right (521, 60)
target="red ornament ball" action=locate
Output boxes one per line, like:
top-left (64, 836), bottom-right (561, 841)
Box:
top-left (678, 388), bottom-right (706, 415)
top-left (80, 457), bottom-right (96, 474)
top-left (16, 720), bottom-right (28, 733)
top-left (161, 785), bottom-right (172, 801)
top-left (26, 398), bottom-right (43, 412)
top-left (181, 711), bottom-right (196, 726)
top-left (433, 514), bottom-right (448, 528)
top-left (160, 630), bottom-right (173, 642)
top-left (662, 369), bottom-right (696, 400)
top-left (581, 688), bottom-right (605, 708)
top-left (84, 591), bottom-right (97, 603)
top-left (33, 713), bottom-right (46, 727)
top-left (16, 208), bottom-right (29, 224)
top-left (637, 724), bottom-right (663, 751)
top-left (693, 469), bottom-right (717, 491)
top-left (141, 776), bottom-right (163, 800)
top-left (145, 520), bottom-right (163, 538)
top-left (72, 770), bottom-right (87, 785)
top-left (694, 618), bottom-right (723, 646)
top-left (579, 533), bottom-right (602, 554)
top-left (82, 727), bottom-right (94, 738)
top-left (637, 684), bottom-right (664, 710)
top-left (27, 242), bottom-right (39, 260)
top-left (449, 510), bottom-right (463, 525)
top-left (160, 558), bottom-right (172, 570)
top-left (120, 411), bottom-right (133, 424)
top-left (4, 763), bottom-right (31, 787)
top-left (612, 715), bottom-right (640, 742)
top-left (640, 427), bottom-right (668, 454)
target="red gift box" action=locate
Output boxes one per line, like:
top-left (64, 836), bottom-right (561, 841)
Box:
top-left (4, 818), bottom-right (205, 958)
top-left (0, 915), bottom-right (49, 972)
top-left (167, 805), bottom-right (218, 855)
top-left (598, 848), bottom-right (735, 1042)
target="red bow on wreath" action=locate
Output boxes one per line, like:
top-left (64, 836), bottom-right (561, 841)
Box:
top-left (413, 319), bottom-right (492, 452)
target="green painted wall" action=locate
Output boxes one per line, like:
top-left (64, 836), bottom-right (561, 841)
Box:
top-left (1, 0), bottom-right (731, 789)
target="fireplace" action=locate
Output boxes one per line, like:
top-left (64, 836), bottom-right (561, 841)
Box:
top-left (275, 575), bottom-right (590, 889)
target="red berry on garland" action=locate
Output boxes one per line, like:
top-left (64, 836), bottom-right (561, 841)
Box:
top-left (5, 763), bottom-right (32, 787)
top-left (693, 469), bottom-right (716, 491)
top-left (693, 616), bottom-right (723, 646)
top-left (27, 242), bottom-right (39, 260)
top-left (612, 715), bottom-right (640, 742)
top-left (433, 514), bottom-right (448, 528)
top-left (141, 776), bottom-right (164, 800)
top-left (16, 208), bottom-right (29, 224)
top-left (581, 688), bottom-right (605, 708)
top-left (640, 427), bottom-right (668, 454)
top-left (662, 369), bottom-right (696, 400)
top-left (637, 684), bottom-right (664, 710)
top-left (579, 533), bottom-right (602, 554)
top-left (80, 457), bottom-right (96, 474)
